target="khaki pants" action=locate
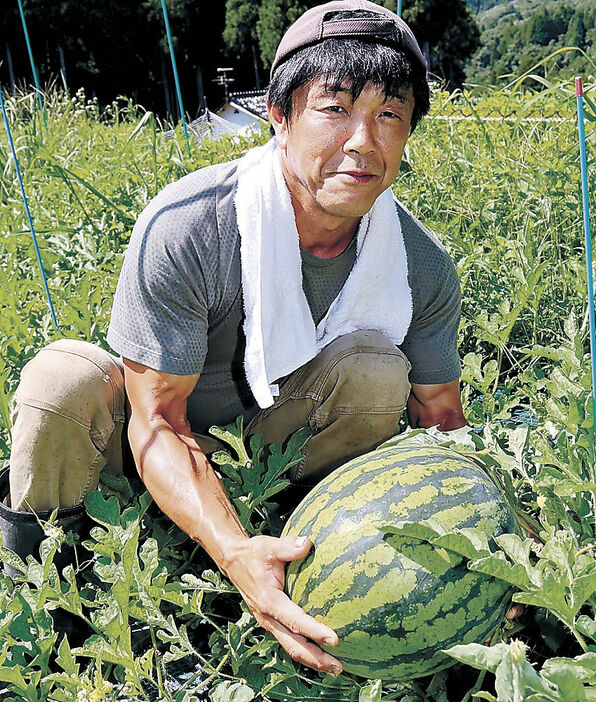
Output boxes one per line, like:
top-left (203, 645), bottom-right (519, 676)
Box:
top-left (9, 330), bottom-right (411, 512)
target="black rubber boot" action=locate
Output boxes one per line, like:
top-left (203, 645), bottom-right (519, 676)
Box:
top-left (0, 467), bottom-right (90, 579)
top-left (0, 467), bottom-right (95, 644)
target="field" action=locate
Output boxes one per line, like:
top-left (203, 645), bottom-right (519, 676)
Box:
top-left (0, 79), bottom-right (595, 700)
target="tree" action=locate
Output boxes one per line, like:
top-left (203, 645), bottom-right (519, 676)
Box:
top-left (465, 0), bottom-right (596, 87)
top-left (223, 0), bottom-right (265, 87)
top-left (565, 11), bottom-right (586, 48)
top-left (256, 0), bottom-right (309, 69)
top-left (396, 0), bottom-right (481, 87)
top-left (0, 0), bottom-right (229, 116)
top-left (223, 0), bottom-right (480, 87)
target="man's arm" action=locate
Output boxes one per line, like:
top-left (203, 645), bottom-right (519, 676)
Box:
top-left (123, 358), bottom-right (342, 676)
top-left (407, 379), bottom-right (466, 431)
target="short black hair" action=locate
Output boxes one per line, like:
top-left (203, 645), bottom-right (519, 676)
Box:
top-left (267, 37), bottom-right (430, 133)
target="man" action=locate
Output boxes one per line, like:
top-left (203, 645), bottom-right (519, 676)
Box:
top-left (2, 0), bottom-right (466, 677)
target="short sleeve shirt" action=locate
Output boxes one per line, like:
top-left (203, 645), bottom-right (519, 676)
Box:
top-left (107, 159), bottom-right (461, 434)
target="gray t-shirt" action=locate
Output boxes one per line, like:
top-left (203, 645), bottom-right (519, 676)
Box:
top-left (107, 159), bottom-right (461, 434)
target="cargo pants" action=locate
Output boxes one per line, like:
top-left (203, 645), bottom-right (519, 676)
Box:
top-left (7, 330), bottom-right (411, 513)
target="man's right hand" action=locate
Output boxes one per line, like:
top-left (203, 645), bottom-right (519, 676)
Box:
top-left (225, 534), bottom-right (343, 677)
top-left (122, 361), bottom-right (342, 675)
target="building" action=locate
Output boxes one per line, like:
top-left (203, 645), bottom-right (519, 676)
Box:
top-left (214, 89), bottom-right (268, 137)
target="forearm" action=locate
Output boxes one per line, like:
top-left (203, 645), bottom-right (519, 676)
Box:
top-left (128, 414), bottom-right (248, 574)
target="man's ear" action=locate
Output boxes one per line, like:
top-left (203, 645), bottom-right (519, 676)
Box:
top-left (266, 101), bottom-right (288, 149)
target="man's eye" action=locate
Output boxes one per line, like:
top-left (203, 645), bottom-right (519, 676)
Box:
top-left (381, 110), bottom-right (401, 119)
top-left (325, 105), bottom-right (346, 114)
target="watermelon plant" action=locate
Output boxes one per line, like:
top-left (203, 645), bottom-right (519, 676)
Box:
top-left (0, 79), bottom-right (595, 700)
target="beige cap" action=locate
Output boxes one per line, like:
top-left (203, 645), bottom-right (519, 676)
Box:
top-left (270, 0), bottom-right (426, 78)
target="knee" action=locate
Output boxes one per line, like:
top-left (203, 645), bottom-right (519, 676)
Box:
top-left (313, 330), bottom-right (411, 423)
top-left (14, 340), bottom-right (125, 428)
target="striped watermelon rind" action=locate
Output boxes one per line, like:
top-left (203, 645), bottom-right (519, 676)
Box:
top-left (281, 444), bottom-right (516, 681)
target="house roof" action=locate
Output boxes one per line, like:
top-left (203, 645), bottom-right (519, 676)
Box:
top-left (226, 90), bottom-right (268, 121)
top-left (164, 109), bottom-right (253, 141)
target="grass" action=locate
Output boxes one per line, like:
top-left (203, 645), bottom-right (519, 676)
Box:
top-left (0, 79), bottom-right (595, 700)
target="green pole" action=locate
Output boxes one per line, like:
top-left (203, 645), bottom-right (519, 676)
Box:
top-left (576, 77), bottom-right (596, 462)
top-left (16, 0), bottom-right (47, 129)
top-left (160, 0), bottom-right (191, 157)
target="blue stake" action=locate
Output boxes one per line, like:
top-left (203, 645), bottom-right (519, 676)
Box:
top-left (576, 77), bottom-right (596, 459)
top-left (16, 0), bottom-right (47, 130)
top-left (397, 0), bottom-right (402, 17)
top-left (0, 86), bottom-right (58, 330)
top-left (160, 0), bottom-right (191, 157)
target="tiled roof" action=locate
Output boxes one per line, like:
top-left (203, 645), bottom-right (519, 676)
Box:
top-left (228, 90), bottom-right (267, 120)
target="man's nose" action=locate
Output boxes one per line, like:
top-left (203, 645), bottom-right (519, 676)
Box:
top-left (344, 118), bottom-right (376, 155)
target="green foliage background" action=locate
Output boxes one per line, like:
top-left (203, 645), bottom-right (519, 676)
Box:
top-left (0, 80), bottom-right (596, 700)
top-left (223, 0), bottom-right (480, 86)
top-left (466, 0), bottom-right (596, 86)
top-left (2, 0), bottom-right (594, 118)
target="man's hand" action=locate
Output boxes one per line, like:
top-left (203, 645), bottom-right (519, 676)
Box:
top-left (226, 535), bottom-right (343, 676)
top-left (122, 360), bottom-right (342, 677)
top-left (407, 380), bottom-right (467, 431)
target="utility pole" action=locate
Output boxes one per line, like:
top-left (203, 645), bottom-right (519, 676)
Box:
top-left (213, 67), bottom-right (235, 102)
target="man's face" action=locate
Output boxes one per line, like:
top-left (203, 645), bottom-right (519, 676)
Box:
top-left (268, 76), bottom-right (415, 225)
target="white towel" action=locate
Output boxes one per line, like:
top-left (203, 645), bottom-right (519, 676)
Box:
top-left (235, 139), bottom-right (412, 409)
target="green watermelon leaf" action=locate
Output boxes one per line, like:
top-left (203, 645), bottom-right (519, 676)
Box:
top-left (358, 680), bottom-right (382, 702)
top-left (542, 653), bottom-right (596, 681)
top-left (432, 532), bottom-right (490, 560)
top-left (444, 642), bottom-right (511, 673)
top-left (380, 520), bottom-right (491, 560)
top-left (380, 521), bottom-right (442, 542)
top-left (72, 635), bottom-right (127, 665)
top-left (55, 636), bottom-right (78, 676)
top-left (468, 553), bottom-right (537, 589)
top-left (571, 573), bottom-right (596, 612)
top-left (577, 617), bottom-right (596, 643)
top-left (0, 666), bottom-right (28, 688)
top-left (494, 648), bottom-right (558, 702)
top-left (209, 680), bottom-right (255, 702)
top-left (84, 491), bottom-right (121, 526)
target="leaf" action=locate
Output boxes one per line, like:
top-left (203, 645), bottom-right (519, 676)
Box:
top-left (55, 636), bottom-right (78, 676)
top-left (445, 642), bottom-right (510, 673)
top-left (84, 491), bottom-right (121, 526)
top-left (359, 680), bottom-right (383, 702)
top-left (541, 660), bottom-right (590, 700)
top-left (72, 635), bottom-right (131, 666)
top-left (0, 545), bottom-right (26, 576)
top-left (99, 471), bottom-right (134, 501)
top-left (469, 553), bottom-right (537, 589)
top-left (572, 573), bottom-right (596, 612)
top-left (577, 616), bottom-right (596, 643)
top-left (0, 665), bottom-right (28, 688)
top-left (209, 680), bottom-right (255, 702)
top-left (542, 653), bottom-right (596, 681)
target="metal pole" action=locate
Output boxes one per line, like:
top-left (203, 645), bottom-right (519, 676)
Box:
top-left (397, 0), bottom-right (402, 18)
top-left (576, 77), bottom-right (596, 459)
top-left (16, 0), bottom-right (47, 129)
top-left (0, 85), bottom-right (58, 329)
top-left (160, 0), bottom-right (191, 157)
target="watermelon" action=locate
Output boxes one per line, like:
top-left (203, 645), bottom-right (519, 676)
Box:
top-left (281, 444), bottom-right (516, 681)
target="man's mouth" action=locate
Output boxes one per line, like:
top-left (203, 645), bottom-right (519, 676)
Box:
top-left (335, 171), bottom-right (377, 183)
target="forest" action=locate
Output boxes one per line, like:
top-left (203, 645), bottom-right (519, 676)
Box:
top-left (0, 0), bottom-right (594, 120)
top-left (466, 0), bottom-right (596, 86)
